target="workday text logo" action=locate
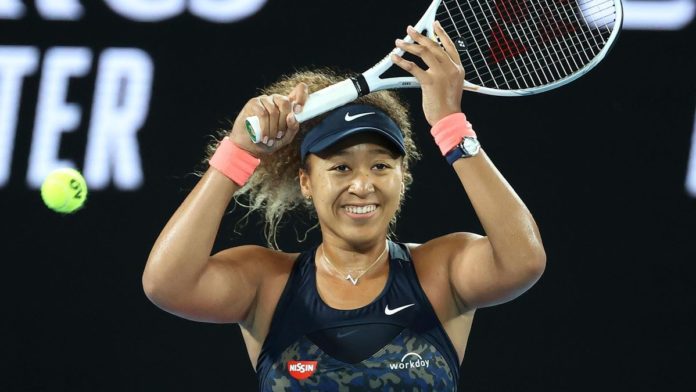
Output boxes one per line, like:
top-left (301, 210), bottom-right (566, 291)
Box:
top-left (388, 352), bottom-right (430, 371)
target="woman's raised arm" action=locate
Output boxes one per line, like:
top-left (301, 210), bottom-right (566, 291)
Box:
top-left (142, 84), bottom-right (307, 324)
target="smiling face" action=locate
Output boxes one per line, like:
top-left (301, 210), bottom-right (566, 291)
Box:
top-left (299, 133), bottom-right (405, 248)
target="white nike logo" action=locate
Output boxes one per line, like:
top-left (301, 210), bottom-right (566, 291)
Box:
top-left (336, 329), bottom-right (359, 339)
top-left (384, 303), bottom-right (415, 316)
top-left (344, 112), bottom-right (375, 121)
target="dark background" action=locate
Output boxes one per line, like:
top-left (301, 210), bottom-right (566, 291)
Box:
top-left (2, 1), bottom-right (695, 391)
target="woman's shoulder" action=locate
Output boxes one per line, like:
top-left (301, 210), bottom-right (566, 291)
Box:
top-left (402, 233), bottom-right (484, 283)
top-left (214, 244), bottom-right (303, 275)
top-left (401, 234), bottom-right (481, 318)
top-left (405, 232), bottom-right (483, 262)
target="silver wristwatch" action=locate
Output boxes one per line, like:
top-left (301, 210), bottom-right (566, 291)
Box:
top-left (446, 136), bottom-right (481, 164)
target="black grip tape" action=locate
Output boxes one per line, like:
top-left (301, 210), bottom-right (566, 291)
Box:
top-left (351, 75), bottom-right (370, 97)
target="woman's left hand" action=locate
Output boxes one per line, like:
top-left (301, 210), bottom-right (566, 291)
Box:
top-left (392, 21), bottom-right (465, 126)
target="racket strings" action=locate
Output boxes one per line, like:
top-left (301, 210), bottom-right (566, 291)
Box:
top-left (467, 0), bottom-right (546, 87)
top-left (440, 0), bottom-right (505, 88)
top-left (439, 0), bottom-right (558, 88)
top-left (442, 0), bottom-right (614, 73)
top-left (485, 30), bottom-right (610, 87)
top-left (463, 0), bottom-right (616, 61)
top-left (440, 1), bottom-right (615, 59)
top-left (476, 0), bottom-right (564, 87)
top-left (468, 23), bottom-right (612, 86)
top-left (442, 0), bottom-right (616, 88)
top-left (438, 0), bottom-right (617, 90)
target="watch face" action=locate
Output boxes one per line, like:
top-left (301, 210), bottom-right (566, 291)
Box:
top-left (463, 137), bottom-right (479, 154)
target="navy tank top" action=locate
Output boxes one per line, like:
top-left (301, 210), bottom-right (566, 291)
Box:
top-left (256, 240), bottom-right (460, 391)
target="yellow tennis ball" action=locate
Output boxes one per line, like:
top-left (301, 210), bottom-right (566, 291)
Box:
top-left (40, 168), bottom-right (88, 214)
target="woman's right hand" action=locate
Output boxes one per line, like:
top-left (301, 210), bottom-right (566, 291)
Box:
top-left (228, 82), bottom-right (309, 157)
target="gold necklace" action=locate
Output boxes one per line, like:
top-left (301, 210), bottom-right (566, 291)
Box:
top-left (321, 240), bottom-right (389, 286)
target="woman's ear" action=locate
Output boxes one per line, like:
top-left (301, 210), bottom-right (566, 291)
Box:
top-left (299, 167), bottom-right (311, 198)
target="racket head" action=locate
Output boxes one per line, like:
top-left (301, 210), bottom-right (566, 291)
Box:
top-left (435, 0), bottom-right (623, 95)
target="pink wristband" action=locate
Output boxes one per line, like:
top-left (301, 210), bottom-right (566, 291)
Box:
top-left (430, 112), bottom-right (477, 155)
top-left (209, 137), bottom-right (260, 186)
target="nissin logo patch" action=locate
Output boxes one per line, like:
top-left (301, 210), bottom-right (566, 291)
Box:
top-left (287, 360), bottom-right (318, 380)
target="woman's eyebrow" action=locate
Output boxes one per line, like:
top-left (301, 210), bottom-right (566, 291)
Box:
top-left (369, 147), bottom-right (396, 156)
top-left (331, 147), bottom-right (395, 157)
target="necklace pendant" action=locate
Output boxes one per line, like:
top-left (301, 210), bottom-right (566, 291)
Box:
top-left (346, 274), bottom-right (359, 285)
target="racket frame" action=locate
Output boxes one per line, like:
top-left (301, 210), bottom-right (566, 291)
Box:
top-left (246, 0), bottom-right (623, 142)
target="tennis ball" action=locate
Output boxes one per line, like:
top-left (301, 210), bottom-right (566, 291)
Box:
top-left (40, 168), bottom-right (88, 214)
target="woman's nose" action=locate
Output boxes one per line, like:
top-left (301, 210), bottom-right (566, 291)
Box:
top-left (348, 173), bottom-right (375, 194)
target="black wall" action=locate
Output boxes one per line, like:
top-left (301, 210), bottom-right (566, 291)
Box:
top-left (3, 1), bottom-right (695, 391)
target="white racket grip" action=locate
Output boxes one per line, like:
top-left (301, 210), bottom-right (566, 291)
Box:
top-left (244, 79), bottom-right (358, 143)
top-left (245, 115), bottom-right (262, 143)
top-left (294, 79), bottom-right (359, 123)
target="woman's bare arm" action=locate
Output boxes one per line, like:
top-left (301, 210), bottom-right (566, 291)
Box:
top-left (447, 150), bottom-right (546, 310)
top-left (142, 84), bottom-right (307, 324)
top-left (392, 24), bottom-right (545, 311)
top-left (142, 168), bottom-right (264, 323)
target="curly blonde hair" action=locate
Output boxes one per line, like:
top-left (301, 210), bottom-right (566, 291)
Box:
top-left (204, 68), bottom-right (421, 250)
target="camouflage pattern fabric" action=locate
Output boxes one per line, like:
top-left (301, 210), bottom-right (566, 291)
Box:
top-left (263, 328), bottom-right (455, 392)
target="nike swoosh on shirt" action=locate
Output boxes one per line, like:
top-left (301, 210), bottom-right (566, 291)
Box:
top-left (344, 112), bottom-right (375, 121)
top-left (336, 329), bottom-right (359, 339)
top-left (384, 303), bottom-right (415, 316)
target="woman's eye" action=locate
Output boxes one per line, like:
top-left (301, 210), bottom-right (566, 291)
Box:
top-left (334, 164), bottom-right (350, 172)
top-left (374, 163), bottom-right (389, 170)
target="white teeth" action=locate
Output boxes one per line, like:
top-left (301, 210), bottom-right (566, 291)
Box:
top-left (345, 205), bottom-right (377, 214)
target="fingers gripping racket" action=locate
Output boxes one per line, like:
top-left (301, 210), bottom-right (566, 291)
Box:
top-left (246, 0), bottom-right (623, 142)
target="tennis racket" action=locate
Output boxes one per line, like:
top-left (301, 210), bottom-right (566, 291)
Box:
top-left (246, 0), bottom-right (623, 142)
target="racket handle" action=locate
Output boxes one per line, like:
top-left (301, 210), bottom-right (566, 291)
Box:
top-left (294, 79), bottom-right (358, 122)
top-left (244, 116), bottom-right (262, 143)
top-left (245, 79), bottom-right (358, 143)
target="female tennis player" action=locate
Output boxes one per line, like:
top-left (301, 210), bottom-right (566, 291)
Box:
top-left (143, 23), bottom-right (546, 391)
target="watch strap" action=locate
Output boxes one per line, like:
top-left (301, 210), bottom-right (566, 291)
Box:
top-left (446, 145), bottom-right (466, 165)
top-left (446, 137), bottom-right (479, 165)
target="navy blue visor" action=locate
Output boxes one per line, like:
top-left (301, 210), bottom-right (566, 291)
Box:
top-left (300, 104), bottom-right (406, 161)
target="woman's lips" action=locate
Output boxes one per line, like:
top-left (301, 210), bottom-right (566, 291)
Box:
top-left (342, 204), bottom-right (378, 219)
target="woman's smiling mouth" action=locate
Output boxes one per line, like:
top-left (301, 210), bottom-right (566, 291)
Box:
top-left (343, 204), bottom-right (379, 219)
